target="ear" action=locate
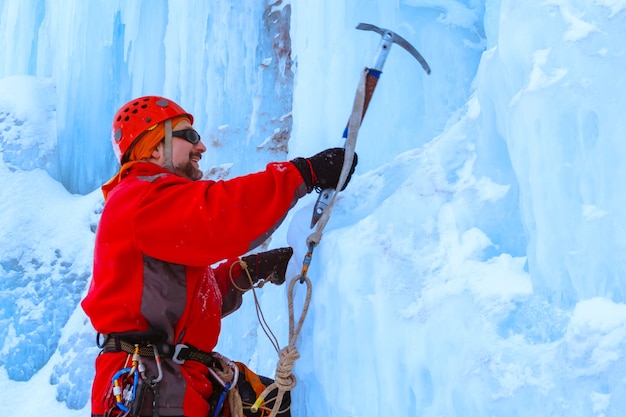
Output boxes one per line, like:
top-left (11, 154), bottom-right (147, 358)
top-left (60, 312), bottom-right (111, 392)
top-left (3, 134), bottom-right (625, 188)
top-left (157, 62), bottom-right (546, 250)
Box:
top-left (151, 142), bottom-right (164, 159)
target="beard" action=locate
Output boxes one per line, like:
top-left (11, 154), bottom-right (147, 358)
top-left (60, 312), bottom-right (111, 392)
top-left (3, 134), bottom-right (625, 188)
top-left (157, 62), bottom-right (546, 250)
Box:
top-left (175, 151), bottom-right (204, 181)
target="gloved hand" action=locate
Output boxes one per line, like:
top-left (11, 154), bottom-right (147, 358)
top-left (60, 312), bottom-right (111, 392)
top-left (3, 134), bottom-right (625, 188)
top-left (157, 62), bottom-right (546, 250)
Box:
top-left (241, 247), bottom-right (294, 285)
top-left (291, 148), bottom-right (358, 193)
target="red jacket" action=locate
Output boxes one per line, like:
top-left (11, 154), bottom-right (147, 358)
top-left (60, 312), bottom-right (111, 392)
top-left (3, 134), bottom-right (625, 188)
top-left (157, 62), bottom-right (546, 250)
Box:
top-left (81, 161), bottom-right (306, 417)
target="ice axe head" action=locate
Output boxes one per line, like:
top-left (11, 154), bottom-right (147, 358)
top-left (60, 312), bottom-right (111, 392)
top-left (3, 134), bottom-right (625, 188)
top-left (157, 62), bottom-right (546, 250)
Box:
top-left (356, 23), bottom-right (431, 75)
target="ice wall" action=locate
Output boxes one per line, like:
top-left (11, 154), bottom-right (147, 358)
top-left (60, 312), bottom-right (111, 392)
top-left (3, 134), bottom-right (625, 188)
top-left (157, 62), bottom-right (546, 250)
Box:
top-left (0, 0), bottom-right (293, 194)
top-left (2, 0), bottom-right (626, 416)
top-left (477, 1), bottom-right (626, 305)
top-left (283, 1), bottom-right (626, 416)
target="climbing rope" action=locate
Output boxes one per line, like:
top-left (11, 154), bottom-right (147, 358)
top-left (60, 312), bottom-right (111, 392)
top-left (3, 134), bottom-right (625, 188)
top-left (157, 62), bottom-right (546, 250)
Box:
top-left (225, 68), bottom-right (367, 417)
top-left (249, 275), bottom-right (312, 417)
top-left (228, 258), bottom-right (309, 415)
top-left (248, 68), bottom-right (367, 417)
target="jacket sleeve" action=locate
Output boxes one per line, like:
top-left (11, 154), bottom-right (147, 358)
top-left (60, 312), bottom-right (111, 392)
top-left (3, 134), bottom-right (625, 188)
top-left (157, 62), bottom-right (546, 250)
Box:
top-left (133, 161), bottom-right (307, 267)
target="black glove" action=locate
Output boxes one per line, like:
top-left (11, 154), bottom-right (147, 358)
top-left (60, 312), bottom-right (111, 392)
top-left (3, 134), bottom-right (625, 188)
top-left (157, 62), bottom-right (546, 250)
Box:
top-left (291, 148), bottom-right (358, 193)
top-left (241, 247), bottom-right (294, 285)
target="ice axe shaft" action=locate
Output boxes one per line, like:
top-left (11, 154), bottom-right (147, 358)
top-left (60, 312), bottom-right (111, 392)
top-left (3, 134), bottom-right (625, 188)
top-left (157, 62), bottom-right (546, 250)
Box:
top-left (311, 23), bottom-right (430, 228)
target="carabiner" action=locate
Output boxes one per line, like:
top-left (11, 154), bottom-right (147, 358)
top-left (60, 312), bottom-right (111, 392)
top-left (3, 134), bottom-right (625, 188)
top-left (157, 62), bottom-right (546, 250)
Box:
top-left (151, 344), bottom-right (163, 384)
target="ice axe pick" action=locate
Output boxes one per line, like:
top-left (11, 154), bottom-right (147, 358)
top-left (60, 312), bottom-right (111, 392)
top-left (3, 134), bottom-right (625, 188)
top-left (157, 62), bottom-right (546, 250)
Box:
top-left (310, 23), bottom-right (431, 228)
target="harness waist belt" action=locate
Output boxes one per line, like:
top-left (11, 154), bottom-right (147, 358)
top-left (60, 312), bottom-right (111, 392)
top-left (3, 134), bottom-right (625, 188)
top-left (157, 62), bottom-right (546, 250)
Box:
top-left (102, 336), bottom-right (216, 366)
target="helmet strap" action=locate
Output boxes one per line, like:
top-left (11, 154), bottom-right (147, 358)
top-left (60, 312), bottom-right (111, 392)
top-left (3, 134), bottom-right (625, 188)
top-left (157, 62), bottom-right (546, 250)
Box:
top-left (163, 118), bottom-right (174, 172)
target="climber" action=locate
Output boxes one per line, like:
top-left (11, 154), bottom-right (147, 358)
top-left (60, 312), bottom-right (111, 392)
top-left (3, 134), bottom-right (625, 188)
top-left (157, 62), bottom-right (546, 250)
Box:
top-left (80, 95), bottom-right (356, 417)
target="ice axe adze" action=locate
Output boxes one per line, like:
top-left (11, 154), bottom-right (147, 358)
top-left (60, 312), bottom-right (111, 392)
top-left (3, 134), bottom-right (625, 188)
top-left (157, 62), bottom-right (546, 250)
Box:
top-left (310, 23), bottom-right (431, 228)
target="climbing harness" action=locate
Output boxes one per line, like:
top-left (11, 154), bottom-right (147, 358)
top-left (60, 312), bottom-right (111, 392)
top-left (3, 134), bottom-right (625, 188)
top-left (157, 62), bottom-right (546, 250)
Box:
top-left (101, 334), bottom-right (238, 417)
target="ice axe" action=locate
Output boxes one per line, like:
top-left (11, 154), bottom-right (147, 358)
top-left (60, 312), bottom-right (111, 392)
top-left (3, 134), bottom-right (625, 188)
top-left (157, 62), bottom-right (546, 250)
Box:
top-left (258, 28), bottom-right (431, 413)
top-left (310, 23), bottom-right (431, 228)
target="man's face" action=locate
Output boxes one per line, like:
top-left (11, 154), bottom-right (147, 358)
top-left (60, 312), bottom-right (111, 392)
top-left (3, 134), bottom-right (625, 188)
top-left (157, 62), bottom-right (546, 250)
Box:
top-left (171, 119), bottom-right (206, 181)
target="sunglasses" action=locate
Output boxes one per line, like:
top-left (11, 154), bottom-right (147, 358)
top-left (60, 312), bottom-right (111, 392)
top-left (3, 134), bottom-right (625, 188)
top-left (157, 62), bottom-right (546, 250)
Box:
top-left (171, 129), bottom-right (201, 145)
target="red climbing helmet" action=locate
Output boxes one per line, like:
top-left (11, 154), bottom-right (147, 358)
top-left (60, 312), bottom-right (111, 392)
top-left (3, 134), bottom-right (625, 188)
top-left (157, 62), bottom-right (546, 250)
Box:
top-left (111, 96), bottom-right (194, 161)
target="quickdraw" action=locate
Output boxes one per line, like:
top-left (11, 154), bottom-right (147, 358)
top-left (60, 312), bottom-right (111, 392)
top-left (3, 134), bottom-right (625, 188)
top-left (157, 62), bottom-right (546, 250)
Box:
top-left (105, 344), bottom-right (163, 417)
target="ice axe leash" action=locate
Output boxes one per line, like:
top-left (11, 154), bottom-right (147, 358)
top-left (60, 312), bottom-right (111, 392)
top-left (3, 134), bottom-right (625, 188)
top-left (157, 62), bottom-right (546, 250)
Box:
top-left (250, 24), bottom-right (430, 417)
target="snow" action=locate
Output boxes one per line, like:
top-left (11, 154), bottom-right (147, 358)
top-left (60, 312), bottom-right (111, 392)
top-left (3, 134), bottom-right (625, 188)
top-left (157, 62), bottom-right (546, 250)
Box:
top-left (1, 0), bottom-right (626, 416)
